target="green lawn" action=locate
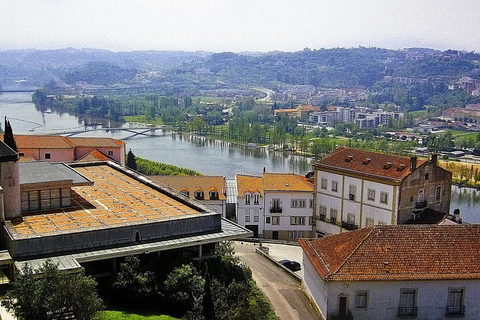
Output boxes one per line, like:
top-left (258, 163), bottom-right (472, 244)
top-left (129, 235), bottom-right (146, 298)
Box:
top-left (99, 311), bottom-right (179, 320)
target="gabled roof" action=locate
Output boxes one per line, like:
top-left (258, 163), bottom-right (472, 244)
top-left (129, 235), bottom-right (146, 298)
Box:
top-left (149, 176), bottom-right (226, 200)
top-left (67, 137), bottom-right (125, 147)
top-left (236, 174), bottom-right (263, 196)
top-left (0, 140), bottom-right (18, 162)
top-left (299, 225), bottom-right (480, 282)
top-left (3, 135), bottom-right (74, 149)
top-left (75, 150), bottom-right (112, 163)
top-left (262, 173), bottom-right (313, 192)
top-left (314, 146), bottom-right (426, 181)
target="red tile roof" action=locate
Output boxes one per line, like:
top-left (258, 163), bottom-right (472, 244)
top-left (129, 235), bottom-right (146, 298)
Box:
top-left (67, 137), bottom-right (125, 147)
top-left (236, 175), bottom-right (263, 196)
top-left (76, 150), bottom-right (112, 163)
top-left (149, 176), bottom-right (226, 200)
top-left (262, 173), bottom-right (313, 192)
top-left (314, 147), bottom-right (426, 181)
top-left (299, 225), bottom-right (480, 281)
top-left (2, 135), bottom-right (74, 149)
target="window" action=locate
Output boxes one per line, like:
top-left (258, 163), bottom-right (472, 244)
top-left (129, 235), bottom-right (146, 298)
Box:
top-left (398, 289), bottom-right (417, 317)
top-left (291, 199), bottom-right (306, 208)
top-left (321, 178), bottom-right (328, 190)
top-left (290, 216), bottom-right (305, 225)
top-left (245, 193), bottom-right (251, 205)
top-left (21, 188), bottom-right (69, 212)
top-left (367, 189), bottom-right (375, 201)
top-left (19, 152), bottom-right (24, 157)
top-left (108, 150), bottom-right (114, 156)
top-left (209, 190), bottom-right (218, 200)
top-left (254, 209), bottom-right (259, 222)
top-left (418, 188), bottom-right (424, 202)
top-left (254, 193), bottom-right (260, 205)
top-left (45, 153), bottom-right (51, 159)
top-left (365, 218), bottom-right (374, 227)
top-left (425, 166), bottom-right (430, 180)
top-left (180, 190), bottom-right (190, 198)
top-left (355, 291), bottom-right (368, 309)
top-left (290, 231), bottom-right (298, 239)
top-left (309, 217), bottom-right (314, 225)
top-left (330, 209), bottom-right (338, 224)
top-left (435, 185), bottom-right (442, 202)
top-left (380, 192), bottom-right (388, 204)
top-left (349, 185), bottom-right (356, 201)
top-left (446, 288), bottom-right (464, 316)
top-left (245, 209), bottom-right (250, 222)
top-left (309, 199), bottom-right (314, 208)
top-left (319, 206), bottom-right (327, 221)
top-left (266, 217), bottom-right (271, 224)
top-left (347, 213), bottom-right (356, 225)
top-left (194, 190), bottom-right (204, 200)
top-left (272, 216), bottom-right (280, 225)
top-left (331, 181), bottom-right (338, 192)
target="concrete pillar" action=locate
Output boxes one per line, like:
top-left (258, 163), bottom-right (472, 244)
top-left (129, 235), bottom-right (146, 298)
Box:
top-left (1, 161), bottom-right (21, 219)
top-left (198, 244), bottom-right (203, 259)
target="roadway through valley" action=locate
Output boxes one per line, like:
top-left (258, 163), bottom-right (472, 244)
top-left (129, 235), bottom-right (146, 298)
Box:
top-left (234, 242), bottom-right (320, 320)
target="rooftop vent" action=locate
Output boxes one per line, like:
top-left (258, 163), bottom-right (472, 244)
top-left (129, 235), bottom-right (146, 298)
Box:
top-left (397, 164), bottom-right (406, 171)
top-left (345, 155), bottom-right (354, 162)
top-left (383, 162), bottom-right (392, 169)
top-left (362, 158), bottom-right (371, 165)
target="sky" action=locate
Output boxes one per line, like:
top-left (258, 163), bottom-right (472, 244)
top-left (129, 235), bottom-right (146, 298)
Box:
top-left (1, 0), bottom-right (479, 53)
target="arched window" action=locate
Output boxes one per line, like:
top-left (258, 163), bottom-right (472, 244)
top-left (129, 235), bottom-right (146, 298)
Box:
top-left (435, 185), bottom-right (442, 202)
top-left (194, 190), bottom-right (204, 200)
top-left (179, 187), bottom-right (190, 198)
top-left (209, 190), bottom-right (219, 200)
top-left (245, 193), bottom-right (251, 205)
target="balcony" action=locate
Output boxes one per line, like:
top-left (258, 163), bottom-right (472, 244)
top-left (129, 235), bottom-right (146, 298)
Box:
top-left (341, 221), bottom-right (358, 230)
top-left (415, 201), bottom-right (427, 209)
top-left (445, 305), bottom-right (465, 317)
top-left (398, 306), bottom-right (418, 318)
top-left (270, 207), bottom-right (282, 213)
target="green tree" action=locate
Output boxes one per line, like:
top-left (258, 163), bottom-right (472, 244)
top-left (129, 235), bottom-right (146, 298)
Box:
top-left (2, 260), bottom-right (103, 320)
top-left (127, 150), bottom-right (137, 171)
top-left (113, 256), bottom-right (155, 303)
top-left (4, 117), bottom-right (17, 152)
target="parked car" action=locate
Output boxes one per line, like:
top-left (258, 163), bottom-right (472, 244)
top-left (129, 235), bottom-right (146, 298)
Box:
top-left (279, 259), bottom-right (301, 272)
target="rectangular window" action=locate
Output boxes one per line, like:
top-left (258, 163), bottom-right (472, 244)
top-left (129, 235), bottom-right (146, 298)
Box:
top-left (321, 178), bottom-right (328, 190)
top-left (290, 231), bottom-right (297, 239)
top-left (266, 217), bottom-right (271, 224)
top-left (254, 209), bottom-right (259, 222)
top-left (380, 192), bottom-right (388, 204)
top-left (347, 213), bottom-right (356, 225)
top-left (290, 216), bottom-right (305, 225)
top-left (331, 181), bottom-right (338, 192)
top-left (61, 188), bottom-right (71, 207)
top-left (45, 153), bottom-right (51, 159)
top-left (309, 199), bottom-right (314, 208)
top-left (245, 209), bottom-right (250, 222)
top-left (349, 185), bottom-right (356, 201)
top-left (291, 199), bottom-right (306, 208)
top-left (309, 217), bottom-right (314, 225)
top-left (367, 189), bottom-right (375, 201)
top-left (108, 150), bottom-right (114, 156)
top-left (245, 193), bottom-right (251, 205)
top-left (272, 216), bottom-right (280, 225)
top-left (398, 289), bottom-right (417, 317)
top-left (254, 193), bottom-right (260, 205)
top-left (319, 206), bottom-right (327, 221)
top-left (365, 218), bottom-right (374, 227)
top-left (435, 185), bottom-right (442, 202)
top-left (330, 209), bottom-right (338, 224)
top-left (19, 152), bottom-right (25, 157)
top-left (355, 291), bottom-right (368, 309)
top-left (447, 288), bottom-right (464, 316)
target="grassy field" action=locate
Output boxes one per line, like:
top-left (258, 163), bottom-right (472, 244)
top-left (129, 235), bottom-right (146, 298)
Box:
top-left (99, 311), bottom-right (179, 320)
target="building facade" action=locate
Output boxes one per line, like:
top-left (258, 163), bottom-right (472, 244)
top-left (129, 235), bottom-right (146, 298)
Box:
top-left (313, 147), bottom-right (452, 237)
top-left (299, 225), bottom-right (480, 320)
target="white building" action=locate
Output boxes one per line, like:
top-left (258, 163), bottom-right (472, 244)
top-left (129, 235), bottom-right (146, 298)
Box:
top-left (313, 147), bottom-right (452, 237)
top-left (299, 225), bottom-right (480, 320)
top-left (236, 172), bottom-right (314, 240)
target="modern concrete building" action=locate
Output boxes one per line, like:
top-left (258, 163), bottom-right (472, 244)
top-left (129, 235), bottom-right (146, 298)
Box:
top-left (0, 140), bottom-right (251, 281)
top-left (313, 147), bottom-right (452, 237)
top-left (236, 172), bottom-right (314, 240)
top-left (299, 225), bottom-right (480, 320)
top-left (2, 135), bottom-right (126, 166)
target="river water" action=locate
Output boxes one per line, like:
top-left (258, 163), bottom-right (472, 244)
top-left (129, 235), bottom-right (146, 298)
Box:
top-left (0, 92), bottom-right (478, 223)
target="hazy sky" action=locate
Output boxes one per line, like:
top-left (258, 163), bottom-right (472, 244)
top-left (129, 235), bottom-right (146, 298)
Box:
top-left (1, 0), bottom-right (479, 53)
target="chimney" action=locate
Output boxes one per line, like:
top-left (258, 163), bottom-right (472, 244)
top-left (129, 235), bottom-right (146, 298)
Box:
top-left (263, 167), bottom-right (266, 173)
top-left (410, 156), bottom-right (417, 172)
top-left (431, 154), bottom-right (438, 166)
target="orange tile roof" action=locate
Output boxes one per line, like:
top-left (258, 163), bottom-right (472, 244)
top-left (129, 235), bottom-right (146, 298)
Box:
top-left (76, 150), bottom-right (112, 163)
top-left (314, 146), bottom-right (426, 181)
top-left (3, 135), bottom-right (74, 149)
top-left (236, 174), bottom-right (263, 196)
top-left (67, 137), bottom-right (125, 147)
top-left (149, 176), bottom-right (226, 200)
top-left (262, 173), bottom-right (313, 192)
top-left (7, 165), bottom-right (202, 238)
top-left (299, 225), bottom-right (480, 282)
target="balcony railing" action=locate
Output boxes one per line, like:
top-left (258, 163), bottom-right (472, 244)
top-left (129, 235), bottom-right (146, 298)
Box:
top-left (445, 305), bottom-right (465, 317)
top-left (415, 201), bottom-right (427, 209)
top-left (398, 306), bottom-right (418, 318)
top-left (270, 207), bottom-right (282, 213)
top-left (342, 221), bottom-right (358, 230)
top-left (319, 214), bottom-right (326, 221)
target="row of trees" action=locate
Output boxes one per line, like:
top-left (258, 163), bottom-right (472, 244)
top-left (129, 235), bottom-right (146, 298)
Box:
top-left (128, 153), bottom-right (201, 176)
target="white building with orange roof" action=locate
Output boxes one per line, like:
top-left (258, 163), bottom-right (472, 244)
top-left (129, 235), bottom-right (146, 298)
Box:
top-left (236, 172), bottom-right (314, 240)
top-left (2, 135), bottom-right (126, 166)
top-left (299, 225), bottom-right (480, 320)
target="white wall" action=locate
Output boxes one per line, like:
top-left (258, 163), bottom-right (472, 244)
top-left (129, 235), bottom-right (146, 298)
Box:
top-left (302, 252), bottom-right (327, 320)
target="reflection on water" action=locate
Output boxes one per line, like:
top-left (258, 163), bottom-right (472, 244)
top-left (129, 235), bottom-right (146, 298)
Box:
top-left (450, 185), bottom-right (480, 224)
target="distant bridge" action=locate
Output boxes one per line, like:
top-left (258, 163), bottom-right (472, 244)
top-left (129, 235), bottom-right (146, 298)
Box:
top-left (0, 89), bottom-right (36, 93)
top-left (48, 125), bottom-right (172, 140)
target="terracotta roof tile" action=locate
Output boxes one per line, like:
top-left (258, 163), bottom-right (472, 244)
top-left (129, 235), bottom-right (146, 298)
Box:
top-left (3, 135), bottom-right (74, 149)
top-left (149, 176), bottom-right (226, 200)
top-left (236, 174), bottom-right (263, 196)
top-left (67, 137), bottom-right (125, 147)
top-left (314, 146), bottom-right (426, 181)
top-left (262, 173), bottom-right (313, 192)
top-left (76, 150), bottom-right (112, 163)
top-left (299, 225), bottom-right (480, 282)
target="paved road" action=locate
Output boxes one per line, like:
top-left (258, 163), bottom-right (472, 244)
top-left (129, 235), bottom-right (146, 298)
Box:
top-left (234, 242), bottom-right (320, 320)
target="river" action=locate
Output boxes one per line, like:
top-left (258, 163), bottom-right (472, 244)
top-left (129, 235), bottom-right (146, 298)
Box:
top-left (0, 92), bottom-right (478, 223)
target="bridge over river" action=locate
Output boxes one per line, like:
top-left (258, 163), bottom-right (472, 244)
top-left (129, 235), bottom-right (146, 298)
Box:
top-left (48, 125), bottom-right (172, 139)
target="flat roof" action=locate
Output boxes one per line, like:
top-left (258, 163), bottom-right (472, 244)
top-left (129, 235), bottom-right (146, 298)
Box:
top-left (16, 218), bottom-right (252, 274)
top-left (19, 162), bottom-right (93, 186)
top-left (7, 164), bottom-right (204, 239)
